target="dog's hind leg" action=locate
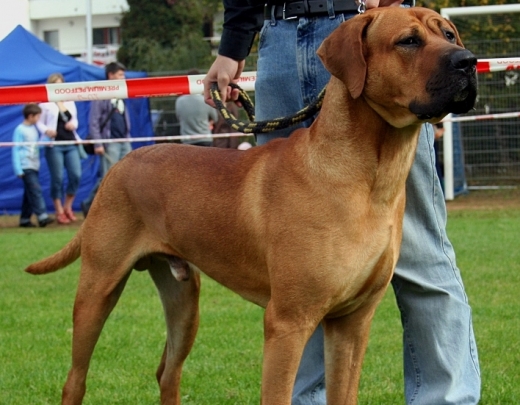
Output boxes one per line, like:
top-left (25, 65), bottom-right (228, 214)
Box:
top-left (62, 263), bottom-right (132, 405)
top-left (148, 256), bottom-right (200, 405)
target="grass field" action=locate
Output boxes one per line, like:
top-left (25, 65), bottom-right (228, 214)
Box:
top-left (1, 192), bottom-right (519, 404)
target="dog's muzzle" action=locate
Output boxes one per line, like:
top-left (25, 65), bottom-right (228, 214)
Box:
top-left (410, 48), bottom-right (478, 120)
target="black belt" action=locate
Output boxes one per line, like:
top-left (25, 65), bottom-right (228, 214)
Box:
top-left (265, 0), bottom-right (414, 20)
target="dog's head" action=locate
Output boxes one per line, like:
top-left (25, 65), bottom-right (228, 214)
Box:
top-left (317, 7), bottom-right (477, 128)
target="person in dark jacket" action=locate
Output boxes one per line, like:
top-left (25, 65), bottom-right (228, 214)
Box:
top-left (81, 62), bottom-right (132, 217)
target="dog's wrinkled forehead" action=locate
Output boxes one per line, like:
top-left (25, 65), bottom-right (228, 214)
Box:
top-left (367, 8), bottom-right (463, 47)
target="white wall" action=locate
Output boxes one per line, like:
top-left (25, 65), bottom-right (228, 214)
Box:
top-left (0, 0), bottom-right (31, 40)
top-left (34, 14), bottom-right (123, 55)
top-left (29, 0), bottom-right (128, 19)
top-left (0, 0), bottom-right (129, 55)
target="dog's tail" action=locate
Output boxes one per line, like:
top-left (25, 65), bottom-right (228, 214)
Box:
top-left (25, 228), bottom-right (82, 275)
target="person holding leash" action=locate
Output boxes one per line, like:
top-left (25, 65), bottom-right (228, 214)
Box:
top-left (203, 1), bottom-right (481, 404)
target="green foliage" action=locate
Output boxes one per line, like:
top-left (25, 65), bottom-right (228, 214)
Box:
top-left (117, 0), bottom-right (221, 72)
top-left (118, 34), bottom-right (213, 73)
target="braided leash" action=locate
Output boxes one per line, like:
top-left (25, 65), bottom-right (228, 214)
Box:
top-left (209, 82), bottom-right (326, 134)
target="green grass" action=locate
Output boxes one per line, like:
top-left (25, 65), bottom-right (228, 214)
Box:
top-left (1, 209), bottom-right (519, 404)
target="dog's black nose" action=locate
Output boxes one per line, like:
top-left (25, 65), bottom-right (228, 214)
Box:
top-left (451, 49), bottom-right (477, 74)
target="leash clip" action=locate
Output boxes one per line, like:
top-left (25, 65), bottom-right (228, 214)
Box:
top-left (357, 0), bottom-right (366, 14)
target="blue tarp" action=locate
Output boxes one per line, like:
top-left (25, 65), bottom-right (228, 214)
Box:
top-left (0, 25), bottom-right (154, 215)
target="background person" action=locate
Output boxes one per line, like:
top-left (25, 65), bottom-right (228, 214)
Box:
top-left (12, 104), bottom-right (54, 228)
top-left (81, 61), bottom-right (132, 217)
top-left (434, 122), bottom-right (445, 190)
top-left (37, 73), bottom-right (82, 224)
top-left (176, 69), bottom-right (219, 147)
top-left (203, 1), bottom-right (481, 404)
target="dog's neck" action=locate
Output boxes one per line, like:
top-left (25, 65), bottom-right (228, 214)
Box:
top-left (306, 76), bottom-right (422, 206)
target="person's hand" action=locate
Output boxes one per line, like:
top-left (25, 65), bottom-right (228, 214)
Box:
top-left (64, 122), bottom-right (75, 131)
top-left (365, 0), bottom-right (403, 8)
top-left (203, 55), bottom-right (245, 107)
top-left (46, 129), bottom-right (57, 137)
top-left (94, 145), bottom-right (104, 155)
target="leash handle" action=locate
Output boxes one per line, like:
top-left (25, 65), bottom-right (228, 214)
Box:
top-left (209, 82), bottom-right (326, 135)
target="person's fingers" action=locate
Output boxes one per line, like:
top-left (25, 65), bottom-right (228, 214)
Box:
top-left (218, 73), bottom-right (232, 102)
top-left (365, 0), bottom-right (380, 8)
top-left (203, 68), bottom-right (218, 106)
top-left (230, 87), bottom-right (240, 102)
top-left (203, 55), bottom-right (242, 105)
top-left (234, 60), bottom-right (245, 81)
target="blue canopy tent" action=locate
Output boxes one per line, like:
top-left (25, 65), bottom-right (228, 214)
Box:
top-left (0, 25), bottom-right (154, 214)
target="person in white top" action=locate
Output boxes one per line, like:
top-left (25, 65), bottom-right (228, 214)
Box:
top-left (37, 73), bottom-right (82, 224)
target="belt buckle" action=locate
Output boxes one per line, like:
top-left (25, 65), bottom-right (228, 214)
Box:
top-left (283, 3), bottom-right (298, 20)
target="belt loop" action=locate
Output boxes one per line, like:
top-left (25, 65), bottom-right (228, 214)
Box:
top-left (269, 5), bottom-right (276, 26)
top-left (327, 0), bottom-right (336, 19)
top-left (303, 0), bottom-right (310, 14)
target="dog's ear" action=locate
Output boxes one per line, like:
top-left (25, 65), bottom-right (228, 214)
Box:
top-left (317, 14), bottom-right (374, 99)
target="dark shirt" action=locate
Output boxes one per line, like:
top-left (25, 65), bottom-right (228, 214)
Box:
top-left (55, 110), bottom-right (75, 141)
top-left (220, 0), bottom-right (265, 60)
top-left (110, 110), bottom-right (127, 139)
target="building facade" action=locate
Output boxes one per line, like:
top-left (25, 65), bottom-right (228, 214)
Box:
top-left (0, 0), bottom-right (128, 64)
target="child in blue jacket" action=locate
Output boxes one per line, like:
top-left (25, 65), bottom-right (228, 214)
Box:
top-left (12, 103), bottom-right (54, 227)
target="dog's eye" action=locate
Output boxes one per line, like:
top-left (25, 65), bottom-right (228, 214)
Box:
top-left (397, 36), bottom-right (421, 47)
top-left (444, 30), bottom-right (456, 43)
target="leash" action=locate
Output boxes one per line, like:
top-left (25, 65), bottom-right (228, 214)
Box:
top-left (209, 82), bottom-right (326, 134)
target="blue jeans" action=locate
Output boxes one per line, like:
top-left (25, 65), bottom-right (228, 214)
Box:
top-left (45, 145), bottom-right (82, 200)
top-left (82, 141), bottom-right (132, 211)
top-left (20, 169), bottom-right (49, 223)
top-left (100, 141), bottom-right (132, 178)
top-left (256, 11), bottom-right (480, 405)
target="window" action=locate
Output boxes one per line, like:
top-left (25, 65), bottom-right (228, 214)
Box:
top-left (93, 27), bottom-right (121, 45)
top-left (43, 30), bottom-right (59, 49)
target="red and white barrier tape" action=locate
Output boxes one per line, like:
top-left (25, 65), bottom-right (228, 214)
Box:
top-left (443, 111), bottom-right (520, 123)
top-left (477, 58), bottom-right (520, 73)
top-left (0, 72), bottom-right (257, 105)
top-left (0, 57), bottom-right (517, 106)
top-left (0, 132), bottom-right (249, 148)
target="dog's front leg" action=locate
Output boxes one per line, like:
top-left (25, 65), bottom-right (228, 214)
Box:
top-left (260, 303), bottom-right (317, 404)
top-left (322, 298), bottom-right (382, 405)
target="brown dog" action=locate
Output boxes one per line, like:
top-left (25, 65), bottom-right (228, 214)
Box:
top-left (26, 7), bottom-right (477, 405)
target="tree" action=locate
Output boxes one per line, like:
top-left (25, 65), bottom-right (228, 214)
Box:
top-left (117, 0), bottom-right (221, 73)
